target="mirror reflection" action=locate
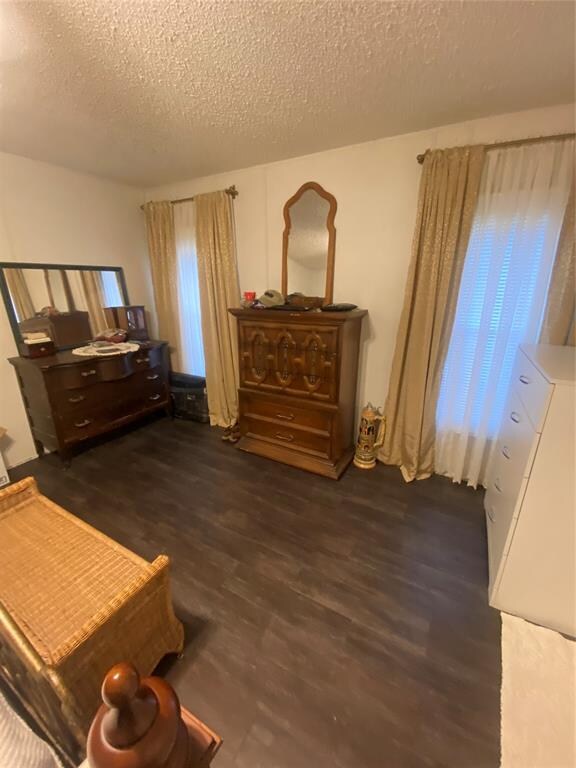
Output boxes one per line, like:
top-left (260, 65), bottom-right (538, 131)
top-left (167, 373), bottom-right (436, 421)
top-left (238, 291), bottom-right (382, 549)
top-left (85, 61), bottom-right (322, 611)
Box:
top-left (286, 189), bottom-right (330, 297)
top-left (1, 266), bottom-right (127, 343)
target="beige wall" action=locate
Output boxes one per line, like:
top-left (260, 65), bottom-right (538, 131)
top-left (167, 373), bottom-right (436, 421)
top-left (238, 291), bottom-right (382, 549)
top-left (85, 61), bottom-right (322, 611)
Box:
top-left (146, 103), bottom-right (575, 420)
top-left (0, 152), bottom-right (151, 468)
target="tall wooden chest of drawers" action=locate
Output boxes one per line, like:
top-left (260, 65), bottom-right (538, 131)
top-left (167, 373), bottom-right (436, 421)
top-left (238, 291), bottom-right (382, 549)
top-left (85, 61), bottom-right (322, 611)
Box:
top-left (485, 344), bottom-right (575, 635)
top-left (229, 308), bottom-right (367, 479)
top-left (9, 341), bottom-right (171, 464)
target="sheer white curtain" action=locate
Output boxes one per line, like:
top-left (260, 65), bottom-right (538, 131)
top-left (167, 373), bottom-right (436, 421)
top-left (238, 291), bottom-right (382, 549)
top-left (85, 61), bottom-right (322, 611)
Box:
top-left (435, 139), bottom-right (574, 488)
top-left (173, 201), bottom-right (206, 376)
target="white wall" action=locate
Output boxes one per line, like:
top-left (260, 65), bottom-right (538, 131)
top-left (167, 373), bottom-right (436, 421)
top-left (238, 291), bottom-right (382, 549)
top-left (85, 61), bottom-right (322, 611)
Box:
top-left (0, 152), bottom-right (151, 467)
top-left (146, 103), bottom-right (575, 416)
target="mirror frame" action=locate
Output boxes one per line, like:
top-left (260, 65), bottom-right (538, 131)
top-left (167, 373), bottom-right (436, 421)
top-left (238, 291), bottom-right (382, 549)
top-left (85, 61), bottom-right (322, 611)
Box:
top-left (281, 181), bottom-right (337, 306)
top-left (0, 262), bottom-right (130, 350)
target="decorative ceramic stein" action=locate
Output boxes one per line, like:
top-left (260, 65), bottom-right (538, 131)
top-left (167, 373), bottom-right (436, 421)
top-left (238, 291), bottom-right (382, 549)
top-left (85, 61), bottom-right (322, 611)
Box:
top-left (353, 403), bottom-right (385, 470)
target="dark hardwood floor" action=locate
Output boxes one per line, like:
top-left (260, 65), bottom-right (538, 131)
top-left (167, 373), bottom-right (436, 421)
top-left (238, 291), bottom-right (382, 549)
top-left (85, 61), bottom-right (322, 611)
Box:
top-left (11, 416), bottom-right (501, 768)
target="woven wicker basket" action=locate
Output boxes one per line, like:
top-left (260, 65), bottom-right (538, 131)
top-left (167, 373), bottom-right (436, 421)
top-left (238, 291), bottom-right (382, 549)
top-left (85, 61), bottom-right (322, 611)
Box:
top-left (0, 477), bottom-right (184, 765)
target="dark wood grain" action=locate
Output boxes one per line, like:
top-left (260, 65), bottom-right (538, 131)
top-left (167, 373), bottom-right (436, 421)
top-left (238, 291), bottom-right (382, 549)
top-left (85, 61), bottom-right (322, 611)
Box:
top-left (8, 341), bottom-right (171, 464)
top-left (10, 418), bottom-right (501, 768)
top-left (230, 308), bottom-right (366, 478)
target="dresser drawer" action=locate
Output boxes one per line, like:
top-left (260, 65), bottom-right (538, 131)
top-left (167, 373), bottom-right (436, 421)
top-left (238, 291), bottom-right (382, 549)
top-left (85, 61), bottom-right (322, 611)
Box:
top-left (240, 392), bottom-right (332, 433)
top-left (49, 362), bottom-right (102, 390)
top-left (134, 365), bottom-right (166, 385)
top-left (132, 346), bottom-right (165, 370)
top-left (52, 384), bottom-right (105, 415)
top-left (242, 416), bottom-right (331, 458)
top-left (485, 473), bottom-right (526, 577)
top-left (491, 389), bottom-right (540, 493)
top-left (512, 349), bottom-right (553, 431)
top-left (60, 411), bottom-right (110, 443)
top-left (485, 393), bottom-right (532, 564)
top-left (239, 366), bottom-right (336, 401)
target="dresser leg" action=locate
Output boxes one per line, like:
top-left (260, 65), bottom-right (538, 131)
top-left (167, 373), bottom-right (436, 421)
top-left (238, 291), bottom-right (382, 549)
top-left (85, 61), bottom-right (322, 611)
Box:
top-left (34, 439), bottom-right (45, 459)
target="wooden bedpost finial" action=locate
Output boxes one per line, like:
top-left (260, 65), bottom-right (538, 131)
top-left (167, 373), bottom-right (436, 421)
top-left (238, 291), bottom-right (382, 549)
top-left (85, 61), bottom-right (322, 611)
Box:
top-left (100, 662), bottom-right (157, 749)
top-left (88, 661), bottom-right (188, 767)
top-left (87, 662), bottom-right (223, 768)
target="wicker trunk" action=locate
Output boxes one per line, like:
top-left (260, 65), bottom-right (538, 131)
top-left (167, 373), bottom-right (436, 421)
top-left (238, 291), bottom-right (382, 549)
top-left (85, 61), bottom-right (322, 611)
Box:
top-left (0, 477), bottom-right (184, 765)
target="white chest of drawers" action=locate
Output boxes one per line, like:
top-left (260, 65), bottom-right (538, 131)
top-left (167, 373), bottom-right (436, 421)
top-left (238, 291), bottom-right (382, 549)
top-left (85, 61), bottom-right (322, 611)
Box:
top-left (485, 344), bottom-right (576, 636)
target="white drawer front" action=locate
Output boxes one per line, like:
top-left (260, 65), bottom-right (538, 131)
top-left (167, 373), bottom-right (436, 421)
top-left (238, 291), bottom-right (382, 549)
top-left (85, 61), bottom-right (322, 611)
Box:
top-left (485, 474), bottom-right (527, 587)
top-left (512, 349), bottom-right (553, 431)
top-left (493, 389), bottom-right (540, 494)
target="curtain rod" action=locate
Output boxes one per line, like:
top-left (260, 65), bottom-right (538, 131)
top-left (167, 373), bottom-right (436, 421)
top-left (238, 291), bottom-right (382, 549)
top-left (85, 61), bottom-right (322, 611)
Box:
top-left (416, 132), bottom-right (575, 164)
top-left (140, 184), bottom-right (238, 210)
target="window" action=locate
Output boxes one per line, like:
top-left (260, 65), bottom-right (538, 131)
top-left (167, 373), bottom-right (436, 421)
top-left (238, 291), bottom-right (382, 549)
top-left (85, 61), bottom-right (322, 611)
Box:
top-left (174, 202), bottom-right (206, 377)
top-left (435, 140), bottom-right (573, 486)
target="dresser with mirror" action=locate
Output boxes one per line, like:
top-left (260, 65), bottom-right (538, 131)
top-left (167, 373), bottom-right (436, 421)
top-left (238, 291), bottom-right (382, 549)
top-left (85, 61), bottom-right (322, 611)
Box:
top-left (229, 182), bottom-right (366, 479)
top-left (1, 262), bottom-right (170, 465)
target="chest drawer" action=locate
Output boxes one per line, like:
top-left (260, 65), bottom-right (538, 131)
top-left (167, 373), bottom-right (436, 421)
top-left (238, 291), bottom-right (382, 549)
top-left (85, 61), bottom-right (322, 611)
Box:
top-left (512, 349), bottom-right (553, 431)
top-left (240, 391), bottom-right (332, 433)
top-left (490, 389), bottom-right (540, 495)
top-left (241, 416), bottom-right (331, 458)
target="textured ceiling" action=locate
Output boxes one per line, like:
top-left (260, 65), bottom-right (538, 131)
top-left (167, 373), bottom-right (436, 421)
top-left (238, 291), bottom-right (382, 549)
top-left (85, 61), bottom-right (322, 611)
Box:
top-left (0, 0), bottom-right (574, 187)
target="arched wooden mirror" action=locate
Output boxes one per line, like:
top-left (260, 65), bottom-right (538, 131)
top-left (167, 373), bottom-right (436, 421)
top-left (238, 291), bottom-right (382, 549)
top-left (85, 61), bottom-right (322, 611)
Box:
top-left (281, 181), bottom-right (337, 306)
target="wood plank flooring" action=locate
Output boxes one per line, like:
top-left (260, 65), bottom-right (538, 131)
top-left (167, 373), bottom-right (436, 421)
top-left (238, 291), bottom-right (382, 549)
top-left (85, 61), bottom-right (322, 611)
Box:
top-left (10, 416), bottom-right (501, 767)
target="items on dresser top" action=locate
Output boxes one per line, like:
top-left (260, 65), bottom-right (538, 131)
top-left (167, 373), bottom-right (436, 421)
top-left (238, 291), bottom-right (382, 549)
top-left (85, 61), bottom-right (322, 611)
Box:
top-left (485, 344), bottom-right (576, 636)
top-left (104, 305), bottom-right (148, 341)
top-left (229, 307), bottom-right (366, 479)
top-left (19, 310), bottom-right (92, 351)
top-left (9, 341), bottom-right (171, 465)
top-left (72, 341), bottom-right (140, 357)
top-left (20, 334), bottom-right (55, 358)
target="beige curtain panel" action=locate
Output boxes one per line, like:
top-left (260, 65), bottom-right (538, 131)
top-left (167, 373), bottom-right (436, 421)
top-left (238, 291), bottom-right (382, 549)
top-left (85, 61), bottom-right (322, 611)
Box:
top-left (540, 184), bottom-right (575, 346)
top-left (195, 191), bottom-right (241, 428)
top-left (143, 201), bottom-right (183, 371)
top-left (80, 270), bottom-right (107, 336)
top-left (379, 145), bottom-right (486, 481)
top-left (4, 268), bottom-right (34, 322)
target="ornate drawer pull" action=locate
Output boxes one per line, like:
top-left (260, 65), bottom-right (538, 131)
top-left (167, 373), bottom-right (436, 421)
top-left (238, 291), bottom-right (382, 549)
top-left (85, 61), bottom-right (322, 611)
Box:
top-left (487, 506), bottom-right (496, 522)
top-left (74, 419), bottom-right (91, 428)
top-left (81, 369), bottom-right (97, 377)
top-left (501, 445), bottom-right (511, 459)
top-left (494, 479), bottom-right (502, 493)
top-left (275, 412), bottom-right (295, 421)
top-left (149, 394), bottom-right (161, 401)
top-left (519, 374), bottom-right (531, 384)
top-left (68, 395), bottom-right (85, 403)
top-left (136, 357), bottom-right (150, 364)
top-left (146, 373), bottom-right (159, 381)
top-left (275, 432), bottom-right (294, 442)
top-left (510, 411), bottom-right (521, 423)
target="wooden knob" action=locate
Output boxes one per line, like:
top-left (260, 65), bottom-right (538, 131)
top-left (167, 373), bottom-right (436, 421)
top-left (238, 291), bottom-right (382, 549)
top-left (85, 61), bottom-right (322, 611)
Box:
top-left (87, 662), bottom-right (222, 767)
top-left (100, 663), bottom-right (158, 750)
top-left (102, 662), bottom-right (140, 709)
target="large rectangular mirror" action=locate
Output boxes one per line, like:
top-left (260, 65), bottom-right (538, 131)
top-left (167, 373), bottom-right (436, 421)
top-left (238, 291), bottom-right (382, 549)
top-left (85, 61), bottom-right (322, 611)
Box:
top-left (0, 262), bottom-right (129, 351)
